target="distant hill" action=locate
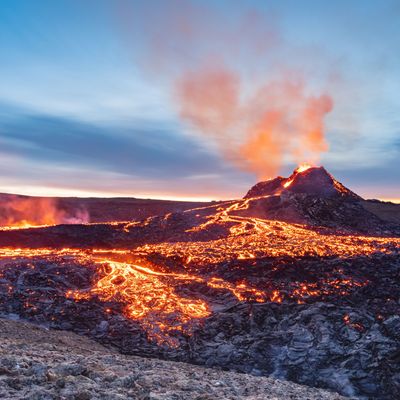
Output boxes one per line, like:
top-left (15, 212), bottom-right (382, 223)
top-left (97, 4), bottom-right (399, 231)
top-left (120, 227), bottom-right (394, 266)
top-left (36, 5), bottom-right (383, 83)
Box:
top-left (0, 192), bottom-right (213, 226)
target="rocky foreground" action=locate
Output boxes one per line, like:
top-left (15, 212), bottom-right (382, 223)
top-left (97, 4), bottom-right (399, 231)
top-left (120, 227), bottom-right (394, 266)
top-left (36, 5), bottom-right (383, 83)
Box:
top-left (0, 318), bottom-right (345, 400)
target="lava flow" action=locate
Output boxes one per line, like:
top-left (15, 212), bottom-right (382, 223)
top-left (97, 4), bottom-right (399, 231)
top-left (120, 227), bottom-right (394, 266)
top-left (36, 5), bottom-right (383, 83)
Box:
top-left (283, 163), bottom-right (312, 188)
top-left (0, 247), bottom-right (279, 346)
top-left (0, 214), bottom-right (398, 346)
top-left (0, 165), bottom-right (399, 348)
top-left (296, 163), bottom-right (313, 173)
top-left (0, 223), bottom-right (55, 231)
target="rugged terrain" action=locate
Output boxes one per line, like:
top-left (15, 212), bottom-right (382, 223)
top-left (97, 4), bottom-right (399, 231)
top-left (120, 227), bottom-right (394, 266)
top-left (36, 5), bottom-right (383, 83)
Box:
top-left (0, 318), bottom-right (345, 399)
top-left (0, 166), bottom-right (399, 399)
top-left (0, 167), bottom-right (398, 229)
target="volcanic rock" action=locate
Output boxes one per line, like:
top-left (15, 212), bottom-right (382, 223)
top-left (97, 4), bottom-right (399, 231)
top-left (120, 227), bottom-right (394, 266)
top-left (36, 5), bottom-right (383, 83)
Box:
top-left (0, 318), bottom-right (345, 400)
top-left (242, 166), bottom-right (399, 234)
top-left (244, 166), bottom-right (360, 200)
top-left (383, 315), bottom-right (400, 340)
top-left (0, 247), bottom-right (399, 398)
top-left (243, 176), bottom-right (287, 198)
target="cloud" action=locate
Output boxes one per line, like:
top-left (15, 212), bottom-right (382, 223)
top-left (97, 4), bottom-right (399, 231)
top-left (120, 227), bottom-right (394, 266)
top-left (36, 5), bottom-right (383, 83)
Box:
top-left (0, 1), bottom-right (398, 200)
top-left (117, 0), bottom-right (337, 179)
top-left (0, 108), bottom-right (224, 179)
top-left (0, 103), bottom-right (254, 199)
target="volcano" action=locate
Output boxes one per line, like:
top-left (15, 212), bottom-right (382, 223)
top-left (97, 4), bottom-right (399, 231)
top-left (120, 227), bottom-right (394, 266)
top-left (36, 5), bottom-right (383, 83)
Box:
top-left (0, 165), bottom-right (398, 248)
top-left (0, 166), bottom-right (399, 399)
top-left (245, 165), bottom-right (360, 199)
top-left (240, 165), bottom-right (398, 233)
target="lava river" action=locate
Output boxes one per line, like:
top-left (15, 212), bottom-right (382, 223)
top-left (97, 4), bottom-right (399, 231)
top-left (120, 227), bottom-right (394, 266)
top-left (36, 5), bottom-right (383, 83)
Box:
top-left (0, 207), bottom-right (399, 346)
top-left (0, 178), bottom-right (399, 346)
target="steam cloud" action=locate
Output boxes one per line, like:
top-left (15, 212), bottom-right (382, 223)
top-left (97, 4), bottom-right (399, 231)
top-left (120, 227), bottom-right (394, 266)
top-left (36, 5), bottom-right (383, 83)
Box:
top-left (120, 0), bottom-right (335, 178)
top-left (0, 196), bottom-right (89, 227)
top-left (177, 69), bottom-right (333, 179)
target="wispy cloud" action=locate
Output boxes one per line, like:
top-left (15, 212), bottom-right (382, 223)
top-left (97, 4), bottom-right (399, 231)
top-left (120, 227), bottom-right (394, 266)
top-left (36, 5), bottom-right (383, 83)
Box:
top-left (0, 104), bottom-right (252, 199)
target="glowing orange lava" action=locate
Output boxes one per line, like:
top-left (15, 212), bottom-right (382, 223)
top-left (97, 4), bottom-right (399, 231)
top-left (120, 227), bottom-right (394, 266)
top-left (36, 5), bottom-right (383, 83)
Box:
top-left (67, 260), bottom-right (210, 347)
top-left (283, 179), bottom-right (293, 188)
top-left (295, 163), bottom-right (313, 173)
top-left (0, 196), bottom-right (89, 229)
top-left (282, 163), bottom-right (313, 188)
top-left (0, 223), bottom-right (55, 231)
top-left (0, 194), bottom-right (399, 347)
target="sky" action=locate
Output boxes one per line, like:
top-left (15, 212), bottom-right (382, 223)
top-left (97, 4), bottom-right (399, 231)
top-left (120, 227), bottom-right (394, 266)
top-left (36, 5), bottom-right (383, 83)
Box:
top-left (0, 0), bottom-right (399, 201)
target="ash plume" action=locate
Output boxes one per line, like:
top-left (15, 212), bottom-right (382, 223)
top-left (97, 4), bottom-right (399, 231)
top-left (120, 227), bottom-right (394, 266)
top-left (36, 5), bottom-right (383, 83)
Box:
top-left (117, 0), bottom-right (335, 178)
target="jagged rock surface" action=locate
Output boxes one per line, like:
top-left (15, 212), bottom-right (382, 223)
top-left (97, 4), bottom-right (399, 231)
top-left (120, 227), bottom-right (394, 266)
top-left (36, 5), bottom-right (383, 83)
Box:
top-left (0, 318), bottom-right (345, 400)
top-left (1, 251), bottom-right (400, 398)
top-left (244, 167), bottom-right (359, 200)
top-left (242, 167), bottom-right (398, 234)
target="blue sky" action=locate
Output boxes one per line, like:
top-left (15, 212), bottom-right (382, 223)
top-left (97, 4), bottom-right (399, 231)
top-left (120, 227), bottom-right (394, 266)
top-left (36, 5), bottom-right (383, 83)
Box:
top-left (0, 0), bottom-right (398, 200)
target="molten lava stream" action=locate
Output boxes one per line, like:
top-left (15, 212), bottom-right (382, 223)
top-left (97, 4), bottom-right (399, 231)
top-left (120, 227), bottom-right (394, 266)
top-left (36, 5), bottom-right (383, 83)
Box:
top-left (66, 256), bottom-right (279, 346)
top-left (0, 219), bottom-right (399, 348)
top-left (0, 223), bottom-right (55, 231)
top-left (296, 163), bottom-right (313, 173)
top-left (68, 259), bottom-right (211, 347)
top-left (0, 246), bottom-right (278, 346)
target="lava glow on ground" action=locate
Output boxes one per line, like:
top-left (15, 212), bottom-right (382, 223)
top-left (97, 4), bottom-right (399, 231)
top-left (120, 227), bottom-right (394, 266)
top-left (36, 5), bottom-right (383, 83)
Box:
top-left (0, 207), bottom-right (399, 346)
top-left (0, 166), bottom-right (399, 346)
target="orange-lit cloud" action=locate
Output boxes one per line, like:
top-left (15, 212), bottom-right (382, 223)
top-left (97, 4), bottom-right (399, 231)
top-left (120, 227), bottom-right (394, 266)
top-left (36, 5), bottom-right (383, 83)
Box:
top-left (177, 70), bottom-right (333, 179)
top-left (120, 1), bottom-right (335, 179)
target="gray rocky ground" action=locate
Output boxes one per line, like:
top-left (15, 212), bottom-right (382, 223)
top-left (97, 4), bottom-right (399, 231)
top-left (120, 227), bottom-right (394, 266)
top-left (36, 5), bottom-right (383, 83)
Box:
top-left (0, 318), bottom-right (345, 400)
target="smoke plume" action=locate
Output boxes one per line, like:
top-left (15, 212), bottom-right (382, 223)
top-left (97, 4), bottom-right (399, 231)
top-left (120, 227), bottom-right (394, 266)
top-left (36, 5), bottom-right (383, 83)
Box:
top-left (177, 69), bottom-right (333, 179)
top-left (0, 195), bottom-right (89, 228)
top-left (119, 0), bottom-right (335, 178)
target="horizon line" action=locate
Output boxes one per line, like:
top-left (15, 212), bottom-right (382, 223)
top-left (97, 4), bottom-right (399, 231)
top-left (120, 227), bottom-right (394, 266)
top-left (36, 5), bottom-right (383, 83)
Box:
top-left (0, 186), bottom-right (398, 205)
